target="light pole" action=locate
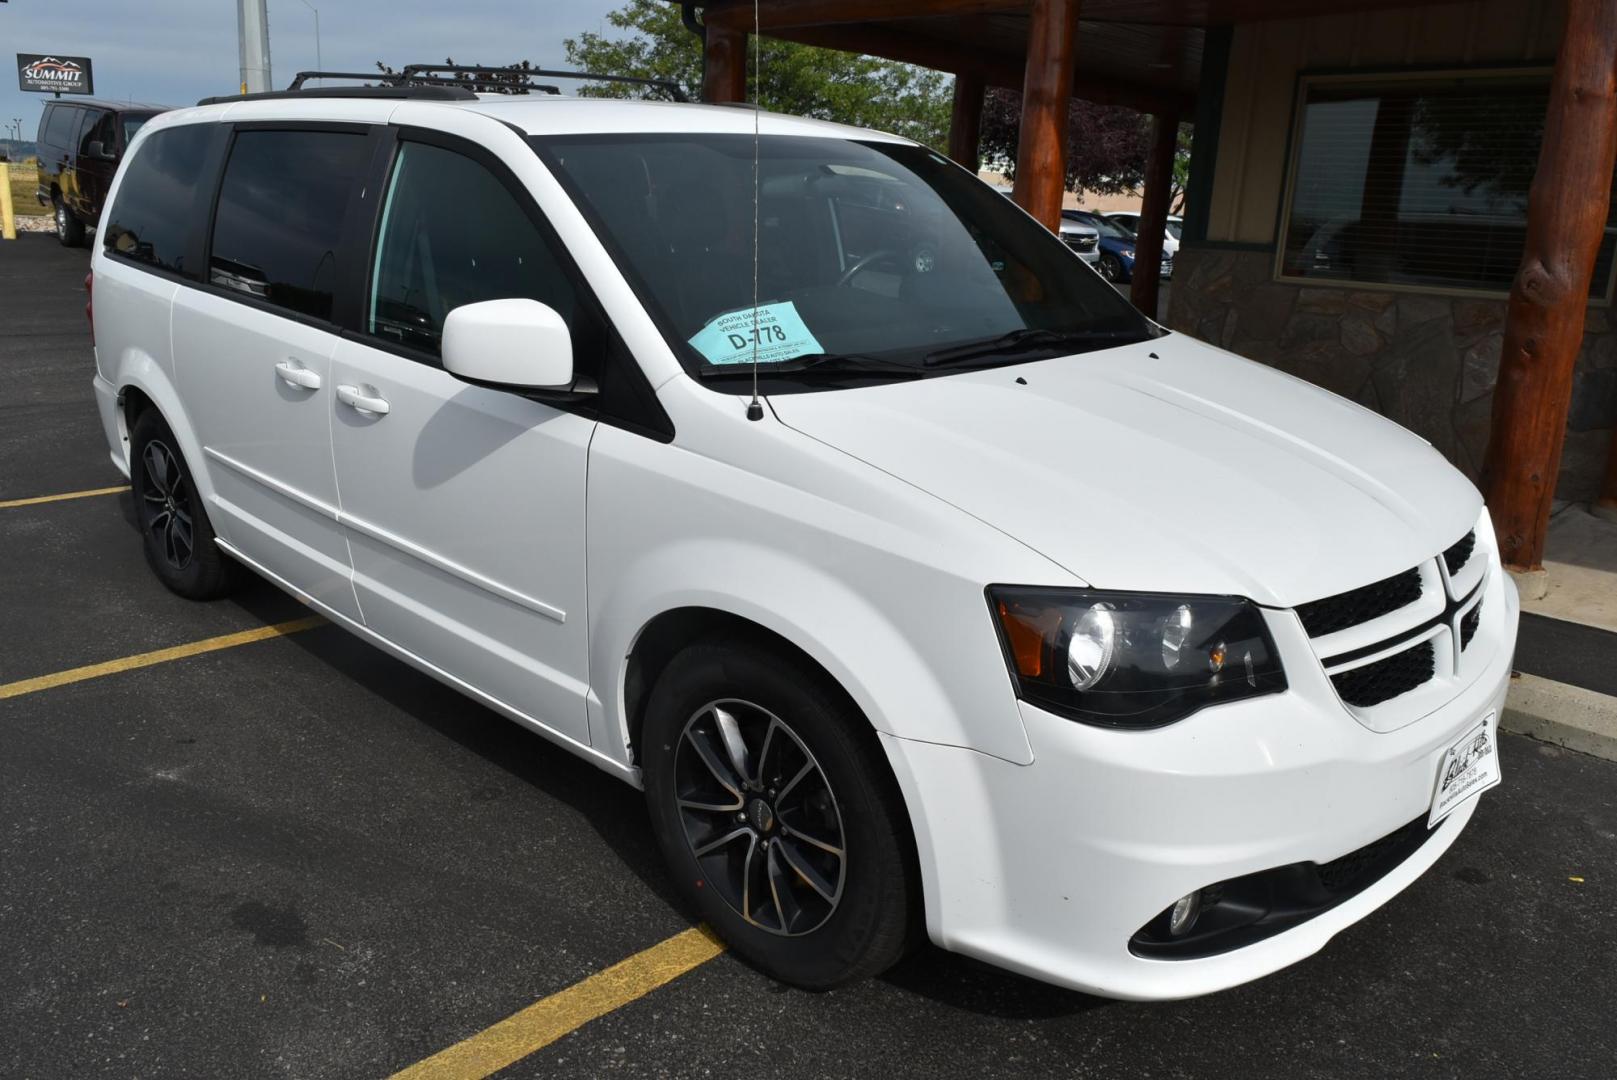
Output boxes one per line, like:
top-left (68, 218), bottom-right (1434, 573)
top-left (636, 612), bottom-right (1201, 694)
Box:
top-left (296, 0), bottom-right (322, 82)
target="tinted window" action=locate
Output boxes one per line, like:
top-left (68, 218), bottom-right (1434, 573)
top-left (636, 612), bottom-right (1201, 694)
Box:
top-left (210, 128), bottom-right (370, 320)
top-left (80, 110), bottom-right (113, 156)
top-left (367, 141), bottom-right (581, 359)
top-left (41, 106), bottom-right (79, 149)
top-left (1281, 72), bottom-right (1615, 296)
top-left (122, 115), bottom-right (151, 145)
top-left (102, 123), bottom-right (215, 279)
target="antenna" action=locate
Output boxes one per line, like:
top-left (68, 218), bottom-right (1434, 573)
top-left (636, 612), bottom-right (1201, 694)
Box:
top-left (745, 0), bottom-right (765, 422)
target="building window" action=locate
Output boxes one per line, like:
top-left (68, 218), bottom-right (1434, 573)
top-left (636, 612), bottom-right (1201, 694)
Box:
top-left (1278, 70), bottom-right (1616, 298)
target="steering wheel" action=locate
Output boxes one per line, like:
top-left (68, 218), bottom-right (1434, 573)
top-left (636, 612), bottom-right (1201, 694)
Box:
top-left (836, 248), bottom-right (897, 288)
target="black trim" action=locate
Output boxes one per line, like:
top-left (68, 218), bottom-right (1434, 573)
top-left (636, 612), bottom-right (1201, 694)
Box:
top-left (1130, 813), bottom-right (1442, 960)
top-left (1320, 577), bottom-right (1484, 669)
top-left (1182, 25), bottom-right (1230, 248)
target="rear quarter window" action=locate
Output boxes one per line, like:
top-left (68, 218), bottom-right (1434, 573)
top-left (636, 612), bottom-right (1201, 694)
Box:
top-left (102, 124), bottom-right (216, 279)
top-left (41, 105), bottom-right (79, 149)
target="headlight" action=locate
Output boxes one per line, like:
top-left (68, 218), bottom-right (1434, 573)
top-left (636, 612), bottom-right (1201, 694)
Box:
top-left (988, 587), bottom-right (1287, 729)
top-left (1122, 249), bottom-right (1135, 260)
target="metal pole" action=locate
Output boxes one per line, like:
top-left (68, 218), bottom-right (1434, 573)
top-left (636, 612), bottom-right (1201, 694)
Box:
top-left (237, 0), bottom-right (273, 94)
top-left (296, 0), bottom-right (321, 82)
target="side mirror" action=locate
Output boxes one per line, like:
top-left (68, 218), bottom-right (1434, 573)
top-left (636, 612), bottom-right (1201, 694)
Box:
top-left (442, 298), bottom-right (575, 391)
top-left (86, 140), bottom-right (112, 160)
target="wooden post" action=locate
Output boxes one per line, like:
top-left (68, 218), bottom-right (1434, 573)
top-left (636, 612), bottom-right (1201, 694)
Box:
top-left (1130, 112), bottom-right (1178, 318)
top-left (703, 23), bottom-right (748, 104)
top-left (1482, 0), bottom-right (1617, 571)
top-left (948, 73), bottom-right (985, 172)
top-left (1012, 0), bottom-right (1079, 231)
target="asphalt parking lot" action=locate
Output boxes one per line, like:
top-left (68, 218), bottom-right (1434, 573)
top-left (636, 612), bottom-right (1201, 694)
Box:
top-left (3, 232), bottom-right (1615, 1080)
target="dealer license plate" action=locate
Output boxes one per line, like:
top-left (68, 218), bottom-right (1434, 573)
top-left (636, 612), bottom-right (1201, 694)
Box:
top-left (1428, 715), bottom-right (1501, 828)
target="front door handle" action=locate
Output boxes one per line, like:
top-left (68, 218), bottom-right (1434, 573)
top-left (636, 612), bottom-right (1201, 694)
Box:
top-left (336, 383), bottom-right (390, 416)
top-left (274, 359), bottom-right (322, 390)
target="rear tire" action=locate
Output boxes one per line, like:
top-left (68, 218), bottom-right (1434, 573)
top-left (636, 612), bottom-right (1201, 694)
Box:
top-left (55, 199), bottom-right (85, 247)
top-left (642, 637), bottom-right (917, 990)
top-left (129, 409), bottom-right (239, 600)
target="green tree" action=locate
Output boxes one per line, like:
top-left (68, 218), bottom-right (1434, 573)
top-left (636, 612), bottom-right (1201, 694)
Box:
top-left (562, 0), bottom-right (953, 149)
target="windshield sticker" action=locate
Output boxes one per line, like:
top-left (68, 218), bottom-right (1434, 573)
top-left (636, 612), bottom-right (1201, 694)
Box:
top-left (688, 301), bottom-right (824, 366)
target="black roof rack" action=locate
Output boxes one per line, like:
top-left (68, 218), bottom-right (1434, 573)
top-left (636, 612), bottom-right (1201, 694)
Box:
top-left (199, 65), bottom-right (689, 106)
top-left (198, 81), bottom-right (475, 106)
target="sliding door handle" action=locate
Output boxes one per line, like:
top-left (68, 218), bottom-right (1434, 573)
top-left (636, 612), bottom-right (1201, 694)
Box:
top-left (336, 383), bottom-right (390, 416)
top-left (274, 359), bottom-right (322, 390)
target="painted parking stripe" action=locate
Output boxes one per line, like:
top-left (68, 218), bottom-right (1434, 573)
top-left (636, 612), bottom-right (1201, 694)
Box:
top-left (389, 925), bottom-right (726, 1080)
top-left (0, 484), bottom-right (126, 510)
top-left (0, 616), bottom-right (327, 700)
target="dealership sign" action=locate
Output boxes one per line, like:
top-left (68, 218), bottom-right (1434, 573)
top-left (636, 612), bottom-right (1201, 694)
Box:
top-left (17, 54), bottom-right (95, 95)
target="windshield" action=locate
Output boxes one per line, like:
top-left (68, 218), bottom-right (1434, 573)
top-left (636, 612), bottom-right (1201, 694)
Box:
top-left (533, 134), bottom-right (1154, 384)
top-left (122, 115), bottom-right (151, 144)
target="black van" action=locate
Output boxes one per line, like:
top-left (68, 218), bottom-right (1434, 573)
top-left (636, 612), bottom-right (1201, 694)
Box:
top-left (35, 99), bottom-right (170, 247)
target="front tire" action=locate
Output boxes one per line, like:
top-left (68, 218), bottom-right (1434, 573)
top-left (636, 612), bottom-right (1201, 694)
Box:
top-left (642, 638), bottom-right (917, 989)
top-left (55, 199), bottom-right (86, 247)
top-left (129, 409), bottom-right (238, 600)
top-left (1099, 252), bottom-right (1125, 283)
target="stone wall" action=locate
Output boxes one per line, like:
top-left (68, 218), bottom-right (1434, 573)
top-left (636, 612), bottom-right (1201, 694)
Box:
top-left (1165, 246), bottom-right (1617, 502)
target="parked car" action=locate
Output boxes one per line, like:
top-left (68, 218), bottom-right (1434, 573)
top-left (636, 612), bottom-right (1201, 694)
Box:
top-left (1062, 209), bottom-right (1171, 283)
top-left (35, 98), bottom-right (170, 246)
top-left (989, 182), bottom-right (1099, 264)
top-left (1104, 210), bottom-right (1184, 255)
top-left (89, 90), bottom-right (1516, 1000)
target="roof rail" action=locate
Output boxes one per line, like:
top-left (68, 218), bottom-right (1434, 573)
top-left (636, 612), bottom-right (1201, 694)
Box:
top-left (198, 65), bottom-right (690, 107)
top-left (198, 81), bottom-right (476, 106)
top-left (398, 65), bottom-right (689, 102)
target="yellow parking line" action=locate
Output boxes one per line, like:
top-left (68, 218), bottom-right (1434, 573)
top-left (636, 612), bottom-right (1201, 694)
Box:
top-left (390, 926), bottom-right (726, 1080)
top-left (0, 616), bottom-right (327, 700)
top-left (0, 484), bottom-right (127, 510)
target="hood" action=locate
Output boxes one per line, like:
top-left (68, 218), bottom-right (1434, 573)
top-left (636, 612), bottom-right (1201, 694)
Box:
top-left (768, 335), bottom-right (1481, 607)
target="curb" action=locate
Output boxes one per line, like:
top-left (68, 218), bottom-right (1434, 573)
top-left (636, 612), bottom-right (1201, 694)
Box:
top-left (1501, 672), bottom-right (1617, 762)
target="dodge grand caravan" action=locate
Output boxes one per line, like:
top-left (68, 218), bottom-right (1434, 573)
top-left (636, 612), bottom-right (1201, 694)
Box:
top-left (87, 85), bottom-right (1518, 999)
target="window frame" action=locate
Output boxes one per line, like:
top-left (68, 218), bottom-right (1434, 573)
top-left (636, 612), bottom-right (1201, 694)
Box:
top-left (1272, 64), bottom-right (1614, 306)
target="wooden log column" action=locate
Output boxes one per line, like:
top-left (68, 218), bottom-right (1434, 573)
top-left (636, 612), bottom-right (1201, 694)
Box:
top-left (1482, 0), bottom-right (1617, 571)
top-left (703, 23), bottom-right (748, 104)
top-left (1013, 0), bottom-right (1080, 231)
top-left (948, 72), bottom-right (985, 172)
top-left (1130, 111), bottom-right (1178, 318)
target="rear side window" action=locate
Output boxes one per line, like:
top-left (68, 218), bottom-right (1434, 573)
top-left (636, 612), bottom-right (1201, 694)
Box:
top-left (366, 141), bottom-right (580, 358)
top-left (102, 123), bottom-right (215, 279)
top-left (41, 105), bottom-right (78, 149)
top-left (209, 128), bottom-right (370, 321)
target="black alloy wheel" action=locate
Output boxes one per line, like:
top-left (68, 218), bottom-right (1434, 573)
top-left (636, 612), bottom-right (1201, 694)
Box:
top-left (129, 408), bottom-right (239, 600)
top-left (643, 638), bottom-right (917, 989)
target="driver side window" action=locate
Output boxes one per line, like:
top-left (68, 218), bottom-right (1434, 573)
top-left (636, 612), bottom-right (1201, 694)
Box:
top-left (367, 141), bottom-right (580, 362)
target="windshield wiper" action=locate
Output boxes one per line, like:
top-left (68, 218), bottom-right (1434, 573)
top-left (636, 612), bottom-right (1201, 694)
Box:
top-left (698, 352), bottom-right (925, 380)
top-left (921, 327), bottom-right (1151, 368)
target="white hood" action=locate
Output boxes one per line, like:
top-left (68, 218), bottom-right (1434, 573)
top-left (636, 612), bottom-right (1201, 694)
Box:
top-left (769, 335), bottom-right (1481, 607)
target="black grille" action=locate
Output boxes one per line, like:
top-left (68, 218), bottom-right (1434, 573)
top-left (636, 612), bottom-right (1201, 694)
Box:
top-left (1316, 816), bottom-right (1429, 892)
top-left (1331, 640), bottom-right (1436, 707)
top-left (1460, 598), bottom-right (1483, 650)
top-left (1444, 530), bottom-right (1477, 576)
top-left (1295, 568), bottom-right (1423, 638)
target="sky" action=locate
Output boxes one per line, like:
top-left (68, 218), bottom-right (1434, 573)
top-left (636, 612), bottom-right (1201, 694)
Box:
top-left (1, 0), bottom-right (624, 147)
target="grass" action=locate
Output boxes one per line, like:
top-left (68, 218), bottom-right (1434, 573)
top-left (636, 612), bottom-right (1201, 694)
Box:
top-left (4, 160), bottom-right (48, 217)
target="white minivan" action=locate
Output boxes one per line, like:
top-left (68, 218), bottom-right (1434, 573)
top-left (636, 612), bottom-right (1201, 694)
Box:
top-left (88, 83), bottom-right (1517, 1000)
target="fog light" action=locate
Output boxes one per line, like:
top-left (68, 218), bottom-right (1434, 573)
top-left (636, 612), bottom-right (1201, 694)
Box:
top-left (1168, 890), bottom-right (1202, 937)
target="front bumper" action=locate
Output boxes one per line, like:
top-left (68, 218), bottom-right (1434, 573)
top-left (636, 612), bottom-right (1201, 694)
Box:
top-left (883, 565), bottom-right (1518, 1000)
